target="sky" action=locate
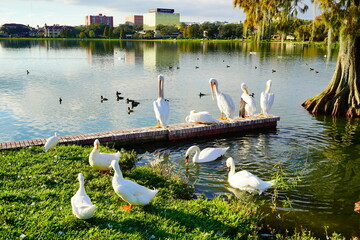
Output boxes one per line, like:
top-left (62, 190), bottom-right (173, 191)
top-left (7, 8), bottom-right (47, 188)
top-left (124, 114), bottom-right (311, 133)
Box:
top-left (0, 0), bottom-right (314, 28)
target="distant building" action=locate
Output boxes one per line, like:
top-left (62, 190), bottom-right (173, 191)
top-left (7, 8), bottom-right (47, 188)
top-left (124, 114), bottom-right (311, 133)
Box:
top-left (143, 8), bottom-right (180, 31)
top-left (85, 13), bottom-right (113, 27)
top-left (125, 15), bottom-right (143, 26)
top-left (44, 25), bottom-right (74, 38)
top-left (1, 23), bottom-right (30, 37)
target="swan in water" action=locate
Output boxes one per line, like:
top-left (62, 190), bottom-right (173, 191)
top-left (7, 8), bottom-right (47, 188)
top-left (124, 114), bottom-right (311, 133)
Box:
top-left (226, 157), bottom-right (274, 194)
top-left (153, 74), bottom-right (170, 127)
top-left (209, 78), bottom-right (235, 120)
top-left (89, 139), bottom-right (121, 174)
top-left (185, 110), bottom-right (219, 124)
top-left (260, 80), bottom-right (275, 115)
top-left (185, 145), bottom-right (229, 163)
top-left (43, 132), bottom-right (59, 152)
top-left (240, 83), bottom-right (256, 117)
top-left (71, 173), bottom-right (97, 219)
top-left (110, 160), bottom-right (158, 210)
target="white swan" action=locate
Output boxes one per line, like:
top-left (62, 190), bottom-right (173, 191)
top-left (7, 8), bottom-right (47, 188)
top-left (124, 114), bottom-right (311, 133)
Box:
top-left (185, 110), bottom-right (219, 124)
top-left (260, 80), bottom-right (275, 115)
top-left (89, 139), bottom-right (121, 174)
top-left (153, 74), bottom-right (170, 128)
top-left (185, 145), bottom-right (229, 163)
top-left (43, 132), bottom-right (59, 152)
top-left (240, 83), bottom-right (256, 117)
top-left (209, 78), bottom-right (235, 120)
top-left (110, 160), bottom-right (158, 210)
top-left (226, 157), bottom-right (274, 195)
top-left (71, 173), bottom-right (97, 219)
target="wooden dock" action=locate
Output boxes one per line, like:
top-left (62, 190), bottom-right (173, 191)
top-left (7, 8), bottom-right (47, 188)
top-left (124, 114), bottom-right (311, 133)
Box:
top-left (0, 115), bottom-right (280, 150)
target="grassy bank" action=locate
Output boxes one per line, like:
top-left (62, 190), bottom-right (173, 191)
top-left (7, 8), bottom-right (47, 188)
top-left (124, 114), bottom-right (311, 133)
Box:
top-left (0, 145), bottom-right (263, 239)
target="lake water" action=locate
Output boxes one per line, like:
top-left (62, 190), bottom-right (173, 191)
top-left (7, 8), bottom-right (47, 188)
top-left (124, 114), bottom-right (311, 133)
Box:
top-left (1, 39), bottom-right (359, 238)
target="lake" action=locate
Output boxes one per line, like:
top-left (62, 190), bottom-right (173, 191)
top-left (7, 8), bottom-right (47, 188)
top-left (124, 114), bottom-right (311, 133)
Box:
top-left (1, 39), bottom-right (359, 238)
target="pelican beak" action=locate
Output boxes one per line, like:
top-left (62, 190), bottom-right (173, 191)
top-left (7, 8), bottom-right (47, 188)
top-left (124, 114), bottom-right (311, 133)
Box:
top-left (210, 82), bottom-right (215, 100)
top-left (185, 156), bottom-right (189, 163)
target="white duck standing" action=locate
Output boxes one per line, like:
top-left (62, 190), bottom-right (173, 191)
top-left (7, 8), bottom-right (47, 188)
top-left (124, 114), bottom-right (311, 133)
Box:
top-left (226, 157), bottom-right (274, 195)
top-left (43, 132), bottom-right (59, 152)
top-left (153, 74), bottom-right (170, 128)
top-left (89, 139), bottom-right (121, 174)
top-left (260, 80), bottom-right (275, 115)
top-left (185, 145), bottom-right (229, 163)
top-left (209, 78), bottom-right (235, 120)
top-left (71, 173), bottom-right (97, 219)
top-left (240, 83), bottom-right (256, 117)
top-left (110, 160), bottom-right (158, 210)
top-left (185, 110), bottom-right (219, 124)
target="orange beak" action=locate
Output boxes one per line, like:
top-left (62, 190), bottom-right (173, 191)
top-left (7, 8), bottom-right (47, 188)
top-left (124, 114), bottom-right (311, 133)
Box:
top-left (185, 156), bottom-right (189, 163)
top-left (210, 82), bottom-right (215, 100)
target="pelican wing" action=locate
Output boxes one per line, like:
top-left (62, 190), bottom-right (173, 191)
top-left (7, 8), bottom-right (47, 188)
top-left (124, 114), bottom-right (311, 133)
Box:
top-left (241, 93), bottom-right (256, 115)
top-left (260, 92), bottom-right (274, 114)
top-left (217, 93), bottom-right (235, 119)
top-left (153, 98), bottom-right (170, 127)
top-left (186, 111), bottom-right (219, 123)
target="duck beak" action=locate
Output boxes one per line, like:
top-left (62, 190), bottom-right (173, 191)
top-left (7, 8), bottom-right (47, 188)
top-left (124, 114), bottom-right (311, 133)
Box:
top-left (96, 143), bottom-right (100, 149)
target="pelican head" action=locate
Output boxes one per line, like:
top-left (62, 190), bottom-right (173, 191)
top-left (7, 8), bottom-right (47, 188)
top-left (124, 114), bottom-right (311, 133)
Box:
top-left (94, 139), bottom-right (100, 150)
top-left (158, 74), bottom-right (164, 98)
top-left (209, 78), bottom-right (218, 100)
top-left (265, 80), bottom-right (272, 93)
top-left (241, 83), bottom-right (249, 94)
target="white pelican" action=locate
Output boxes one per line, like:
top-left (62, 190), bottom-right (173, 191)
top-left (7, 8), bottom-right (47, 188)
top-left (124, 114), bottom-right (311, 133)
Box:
top-left (260, 80), bottom-right (275, 115)
top-left (89, 139), bottom-right (121, 174)
top-left (209, 78), bottom-right (235, 120)
top-left (71, 173), bottom-right (97, 219)
top-left (43, 132), bottom-right (59, 152)
top-left (226, 157), bottom-right (274, 195)
top-left (110, 160), bottom-right (158, 210)
top-left (153, 74), bottom-right (170, 128)
top-left (185, 110), bottom-right (219, 124)
top-left (185, 145), bottom-right (229, 163)
top-left (240, 83), bottom-right (256, 117)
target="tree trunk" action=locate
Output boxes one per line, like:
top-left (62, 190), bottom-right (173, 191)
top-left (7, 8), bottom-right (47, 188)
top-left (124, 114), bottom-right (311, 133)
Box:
top-left (302, 35), bottom-right (360, 118)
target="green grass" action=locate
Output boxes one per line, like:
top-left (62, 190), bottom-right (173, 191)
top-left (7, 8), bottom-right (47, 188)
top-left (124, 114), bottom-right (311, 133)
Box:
top-left (0, 145), bottom-right (263, 239)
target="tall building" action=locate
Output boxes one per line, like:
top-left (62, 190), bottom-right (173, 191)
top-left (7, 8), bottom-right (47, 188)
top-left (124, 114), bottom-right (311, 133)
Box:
top-left (143, 8), bottom-right (180, 31)
top-left (85, 13), bottom-right (113, 27)
top-left (125, 15), bottom-right (143, 26)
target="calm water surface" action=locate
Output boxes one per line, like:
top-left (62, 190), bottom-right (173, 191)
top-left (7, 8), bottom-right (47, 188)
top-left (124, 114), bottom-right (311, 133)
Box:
top-left (1, 39), bottom-right (359, 238)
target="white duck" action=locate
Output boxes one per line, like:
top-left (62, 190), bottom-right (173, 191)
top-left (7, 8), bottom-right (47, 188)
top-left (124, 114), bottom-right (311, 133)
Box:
top-left (153, 74), bottom-right (170, 128)
top-left (185, 110), bottom-right (219, 124)
top-left (110, 160), bottom-right (158, 210)
top-left (185, 145), bottom-right (229, 163)
top-left (260, 80), bottom-right (275, 115)
top-left (240, 83), bottom-right (256, 117)
top-left (71, 173), bottom-right (97, 219)
top-left (209, 78), bottom-right (235, 120)
top-left (43, 132), bottom-right (59, 152)
top-left (226, 157), bottom-right (274, 195)
top-left (89, 139), bottom-right (121, 174)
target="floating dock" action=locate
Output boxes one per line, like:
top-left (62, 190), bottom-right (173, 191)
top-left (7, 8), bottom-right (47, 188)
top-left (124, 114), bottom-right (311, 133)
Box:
top-left (0, 115), bottom-right (280, 150)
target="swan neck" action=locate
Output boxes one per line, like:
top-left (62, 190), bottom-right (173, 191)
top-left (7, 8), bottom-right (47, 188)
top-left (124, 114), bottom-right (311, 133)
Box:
top-left (192, 147), bottom-right (200, 162)
top-left (229, 161), bottom-right (236, 177)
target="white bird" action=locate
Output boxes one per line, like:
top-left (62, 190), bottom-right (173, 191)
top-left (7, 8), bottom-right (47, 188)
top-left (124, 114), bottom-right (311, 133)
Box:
top-left (185, 110), bottom-right (219, 124)
top-left (110, 160), bottom-right (158, 210)
top-left (43, 132), bottom-right (59, 152)
top-left (185, 145), bottom-right (229, 163)
top-left (240, 83), bottom-right (256, 116)
top-left (153, 74), bottom-right (170, 128)
top-left (209, 78), bottom-right (235, 120)
top-left (89, 139), bottom-right (121, 174)
top-left (71, 173), bottom-right (97, 219)
top-left (226, 157), bottom-right (274, 195)
top-left (260, 80), bottom-right (275, 115)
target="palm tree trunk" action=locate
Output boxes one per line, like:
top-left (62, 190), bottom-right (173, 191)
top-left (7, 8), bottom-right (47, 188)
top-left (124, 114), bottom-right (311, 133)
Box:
top-left (302, 35), bottom-right (360, 118)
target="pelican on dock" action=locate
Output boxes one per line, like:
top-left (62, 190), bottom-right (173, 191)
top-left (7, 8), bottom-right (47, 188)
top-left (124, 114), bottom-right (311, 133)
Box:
top-left (185, 110), bottom-right (219, 124)
top-left (209, 78), bottom-right (235, 120)
top-left (260, 80), bottom-right (274, 115)
top-left (153, 75), bottom-right (170, 128)
top-left (240, 83), bottom-right (256, 117)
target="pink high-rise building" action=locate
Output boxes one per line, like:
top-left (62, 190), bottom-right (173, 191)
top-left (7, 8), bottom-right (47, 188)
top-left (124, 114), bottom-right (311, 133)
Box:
top-left (85, 13), bottom-right (113, 27)
top-left (125, 15), bottom-right (143, 26)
